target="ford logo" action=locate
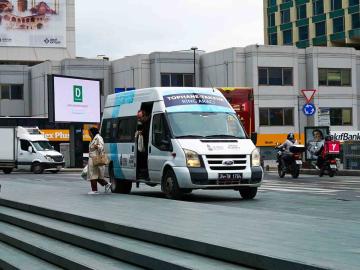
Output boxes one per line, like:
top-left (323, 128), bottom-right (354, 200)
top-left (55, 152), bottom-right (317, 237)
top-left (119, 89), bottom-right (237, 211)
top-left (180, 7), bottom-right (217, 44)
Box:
top-left (223, 160), bottom-right (234, 166)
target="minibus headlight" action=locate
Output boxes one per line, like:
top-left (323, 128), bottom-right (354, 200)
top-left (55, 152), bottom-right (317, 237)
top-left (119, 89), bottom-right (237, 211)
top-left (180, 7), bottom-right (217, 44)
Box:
top-left (251, 148), bottom-right (261, 167)
top-left (183, 149), bottom-right (201, 168)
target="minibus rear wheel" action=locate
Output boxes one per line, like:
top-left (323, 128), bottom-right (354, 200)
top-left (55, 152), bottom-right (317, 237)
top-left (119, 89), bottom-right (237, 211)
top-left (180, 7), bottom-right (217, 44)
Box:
top-left (162, 169), bottom-right (182, 199)
top-left (239, 187), bottom-right (257, 200)
top-left (110, 166), bottom-right (132, 194)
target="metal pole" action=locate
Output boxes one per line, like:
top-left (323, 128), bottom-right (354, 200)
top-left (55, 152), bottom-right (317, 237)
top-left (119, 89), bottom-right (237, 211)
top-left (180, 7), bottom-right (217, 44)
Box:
top-left (193, 50), bottom-right (196, 86)
top-left (191, 47), bottom-right (198, 87)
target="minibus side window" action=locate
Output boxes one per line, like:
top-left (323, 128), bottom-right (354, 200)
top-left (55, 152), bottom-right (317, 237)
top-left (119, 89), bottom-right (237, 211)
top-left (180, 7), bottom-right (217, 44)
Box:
top-left (101, 119), bottom-right (112, 143)
top-left (110, 119), bottom-right (119, 142)
top-left (117, 116), bottom-right (137, 143)
top-left (152, 114), bottom-right (172, 151)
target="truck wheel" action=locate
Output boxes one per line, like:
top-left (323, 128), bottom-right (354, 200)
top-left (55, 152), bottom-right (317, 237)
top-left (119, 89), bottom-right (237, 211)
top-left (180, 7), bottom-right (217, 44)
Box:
top-left (239, 187), bottom-right (258, 200)
top-left (110, 166), bottom-right (132, 194)
top-left (32, 163), bottom-right (44, 174)
top-left (162, 169), bottom-right (182, 199)
top-left (3, 168), bottom-right (12, 174)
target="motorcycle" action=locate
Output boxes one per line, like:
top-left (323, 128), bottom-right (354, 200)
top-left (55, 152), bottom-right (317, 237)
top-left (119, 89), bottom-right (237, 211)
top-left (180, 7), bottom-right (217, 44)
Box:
top-left (276, 144), bottom-right (306, 178)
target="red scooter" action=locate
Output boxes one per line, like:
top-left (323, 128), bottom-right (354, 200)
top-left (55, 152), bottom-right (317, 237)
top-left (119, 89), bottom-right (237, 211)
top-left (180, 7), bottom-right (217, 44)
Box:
top-left (318, 139), bottom-right (340, 177)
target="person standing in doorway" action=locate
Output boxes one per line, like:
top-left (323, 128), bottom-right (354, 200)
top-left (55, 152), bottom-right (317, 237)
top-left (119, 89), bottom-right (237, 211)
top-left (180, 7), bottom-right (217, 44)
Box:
top-left (87, 127), bottom-right (111, 194)
top-left (136, 110), bottom-right (150, 179)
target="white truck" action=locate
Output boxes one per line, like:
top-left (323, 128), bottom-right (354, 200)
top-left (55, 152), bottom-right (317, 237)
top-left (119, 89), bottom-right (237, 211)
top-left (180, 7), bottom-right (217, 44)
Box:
top-left (0, 126), bottom-right (65, 174)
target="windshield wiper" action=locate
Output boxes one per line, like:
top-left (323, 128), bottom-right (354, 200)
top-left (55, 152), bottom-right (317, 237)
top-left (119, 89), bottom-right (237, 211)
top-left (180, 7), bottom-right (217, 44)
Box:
top-left (176, 135), bottom-right (205, 139)
top-left (205, 135), bottom-right (241, 139)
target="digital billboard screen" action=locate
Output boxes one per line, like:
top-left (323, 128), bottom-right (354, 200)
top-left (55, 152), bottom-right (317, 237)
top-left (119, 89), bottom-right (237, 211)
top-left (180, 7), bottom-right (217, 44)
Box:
top-left (0, 0), bottom-right (66, 48)
top-left (50, 75), bottom-right (101, 123)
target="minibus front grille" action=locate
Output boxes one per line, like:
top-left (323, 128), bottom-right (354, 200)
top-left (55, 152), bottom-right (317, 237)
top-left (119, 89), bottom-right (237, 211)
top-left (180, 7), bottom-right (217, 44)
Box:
top-left (205, 155), bottom-right (247, 171)
top-left (209, 166), bottom-right (246, 171)
top-left (208, 160), bottom-right (246, 165)
top-left (206, 155), bottom-right (246, 159)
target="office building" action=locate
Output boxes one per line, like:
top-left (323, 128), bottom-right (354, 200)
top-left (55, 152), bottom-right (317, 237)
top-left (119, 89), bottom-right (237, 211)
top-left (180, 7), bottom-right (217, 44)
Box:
top-left (264, 0), bottom-right (360, 49)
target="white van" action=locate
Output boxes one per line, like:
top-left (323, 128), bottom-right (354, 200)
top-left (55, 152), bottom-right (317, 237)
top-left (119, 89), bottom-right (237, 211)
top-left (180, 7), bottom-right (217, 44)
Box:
top-left (0, 126), bottom-right (65, 174)
top-left (101, 87), bottom-right (262, 199)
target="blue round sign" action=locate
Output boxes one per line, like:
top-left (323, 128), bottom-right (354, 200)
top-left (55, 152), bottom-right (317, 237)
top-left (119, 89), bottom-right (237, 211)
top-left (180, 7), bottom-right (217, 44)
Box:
top-left (303, 103), bottom-right (316, 116)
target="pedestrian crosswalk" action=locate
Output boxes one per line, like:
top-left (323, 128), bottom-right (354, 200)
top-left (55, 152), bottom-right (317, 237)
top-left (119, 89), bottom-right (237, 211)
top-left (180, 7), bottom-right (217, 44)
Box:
top-left (261, 173), bottom-right (360, 198)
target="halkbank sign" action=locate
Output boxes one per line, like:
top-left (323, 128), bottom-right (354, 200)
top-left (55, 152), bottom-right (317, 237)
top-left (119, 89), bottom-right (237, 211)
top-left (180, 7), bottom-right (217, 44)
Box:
top-left (330, 131), bottom-right (360, 141)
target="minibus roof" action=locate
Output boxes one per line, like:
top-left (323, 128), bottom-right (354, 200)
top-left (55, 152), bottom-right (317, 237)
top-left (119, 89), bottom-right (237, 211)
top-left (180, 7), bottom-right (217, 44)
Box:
top-left (104, 87), bottom-right (233, 111)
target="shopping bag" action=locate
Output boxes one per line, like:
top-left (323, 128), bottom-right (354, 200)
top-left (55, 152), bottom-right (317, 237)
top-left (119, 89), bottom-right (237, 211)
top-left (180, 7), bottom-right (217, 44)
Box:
top-left (92, 154), bottom-right (109, 166)
top-left (81, 165), bottom-right (88, 180)
top-left (138, 134), bottom-right (145, 152)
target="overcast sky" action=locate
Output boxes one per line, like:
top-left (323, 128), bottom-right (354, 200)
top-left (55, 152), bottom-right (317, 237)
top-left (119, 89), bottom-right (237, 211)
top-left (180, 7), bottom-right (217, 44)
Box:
top-left (75, 0), bottom-right (264, 60)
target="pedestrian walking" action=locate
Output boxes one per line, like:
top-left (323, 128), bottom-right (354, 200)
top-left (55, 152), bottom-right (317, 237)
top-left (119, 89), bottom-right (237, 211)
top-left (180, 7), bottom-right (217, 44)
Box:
top-left (87, 127), bottom-right (111, 194)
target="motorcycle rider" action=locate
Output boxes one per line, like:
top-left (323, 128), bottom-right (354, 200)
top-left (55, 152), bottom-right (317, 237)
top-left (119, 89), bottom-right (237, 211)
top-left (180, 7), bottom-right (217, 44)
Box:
top-left (317, 135), bottom-right (333, 170)
top-left (277, 133), bottom-right (298, 171)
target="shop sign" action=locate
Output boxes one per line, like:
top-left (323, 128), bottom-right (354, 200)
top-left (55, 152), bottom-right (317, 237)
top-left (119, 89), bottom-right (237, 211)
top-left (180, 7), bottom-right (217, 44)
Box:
top-left (40, 129), bottom-right (91, 142)
top-left (330, 131), bottom-right (360, 141)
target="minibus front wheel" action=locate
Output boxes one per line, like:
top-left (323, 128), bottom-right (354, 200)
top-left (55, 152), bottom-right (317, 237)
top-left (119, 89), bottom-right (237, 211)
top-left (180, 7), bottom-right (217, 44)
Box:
top-left (162, 168), bottom-right (182, 200)
top-left (239, 187), bottom-right (258, 200)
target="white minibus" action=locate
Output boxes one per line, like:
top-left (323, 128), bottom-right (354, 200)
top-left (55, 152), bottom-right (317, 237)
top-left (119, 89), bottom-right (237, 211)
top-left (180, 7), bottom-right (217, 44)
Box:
top-left (101, 87), bottom-right (262, 199)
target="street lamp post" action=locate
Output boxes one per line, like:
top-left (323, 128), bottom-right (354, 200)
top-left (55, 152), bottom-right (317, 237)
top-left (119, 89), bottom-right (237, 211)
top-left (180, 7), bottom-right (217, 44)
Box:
top-left (191, 46), bottom-right (198, 86)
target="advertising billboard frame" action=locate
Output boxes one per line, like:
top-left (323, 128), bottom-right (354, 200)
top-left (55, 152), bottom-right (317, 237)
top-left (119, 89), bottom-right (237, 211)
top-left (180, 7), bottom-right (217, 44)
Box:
top-left (48, 74), bottom-right (102, 124)
top-left (304, 126), bottom-right (330, 161)
top-left (0, 0), bottom-right (67, 48)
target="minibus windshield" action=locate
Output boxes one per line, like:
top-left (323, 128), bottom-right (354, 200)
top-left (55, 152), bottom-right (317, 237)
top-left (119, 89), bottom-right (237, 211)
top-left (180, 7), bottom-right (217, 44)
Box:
top-left (167, 112), bottom-right (247, 139)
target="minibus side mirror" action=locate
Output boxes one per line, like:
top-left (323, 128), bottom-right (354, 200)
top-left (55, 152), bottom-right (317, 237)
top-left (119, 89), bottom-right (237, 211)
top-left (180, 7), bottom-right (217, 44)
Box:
top-left (28, 146), bottom-right (33, 153)
top-left (251, 132), bottom-right (257, 145)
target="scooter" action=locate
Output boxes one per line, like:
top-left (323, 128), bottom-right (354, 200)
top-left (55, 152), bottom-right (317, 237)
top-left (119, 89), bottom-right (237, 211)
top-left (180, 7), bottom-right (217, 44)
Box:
top-left (276, 145), bottom-right (306, 179)
top-left (319, 155), bottom-right (338, 177)
top-left (318, 140), bottom-right (340, 177)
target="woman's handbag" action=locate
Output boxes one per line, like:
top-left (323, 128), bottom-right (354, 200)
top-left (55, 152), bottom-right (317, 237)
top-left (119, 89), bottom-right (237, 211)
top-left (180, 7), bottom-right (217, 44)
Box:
top-left (92, 154), bottom-right (109, 166)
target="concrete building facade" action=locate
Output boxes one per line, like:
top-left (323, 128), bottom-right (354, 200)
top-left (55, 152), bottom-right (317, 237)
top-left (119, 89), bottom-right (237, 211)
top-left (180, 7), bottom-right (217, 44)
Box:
top-left (0, 0), bottom-right (76, 64)
top-left (264, 0), bottom-right (360, 48)
top-left (1, 45), bottom-right (359, 138)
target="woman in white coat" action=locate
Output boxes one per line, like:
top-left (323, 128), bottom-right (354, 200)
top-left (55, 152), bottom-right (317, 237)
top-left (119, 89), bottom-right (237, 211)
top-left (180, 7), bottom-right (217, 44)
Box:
top-left (87, 127), bottom-right (111, 194)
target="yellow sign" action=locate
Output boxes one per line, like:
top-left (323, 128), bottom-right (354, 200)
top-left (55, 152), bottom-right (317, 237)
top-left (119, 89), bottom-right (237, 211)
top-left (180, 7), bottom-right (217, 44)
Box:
top-left (40, 130), bottom-right (91, 142)
top-left (257, 133), bottom-right (304, 147)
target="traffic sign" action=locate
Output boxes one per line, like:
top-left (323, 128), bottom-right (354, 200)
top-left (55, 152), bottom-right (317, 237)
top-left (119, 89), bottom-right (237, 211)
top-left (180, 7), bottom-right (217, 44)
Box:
top-left (303, 103), bottom-right (316, 116)
top-left (301, 89), bottom-right (316, 103)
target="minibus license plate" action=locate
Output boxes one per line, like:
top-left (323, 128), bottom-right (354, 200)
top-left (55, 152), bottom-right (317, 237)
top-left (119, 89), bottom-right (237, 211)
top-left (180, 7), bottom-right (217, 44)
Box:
top-left (219, 173), bottom-right (242, 180)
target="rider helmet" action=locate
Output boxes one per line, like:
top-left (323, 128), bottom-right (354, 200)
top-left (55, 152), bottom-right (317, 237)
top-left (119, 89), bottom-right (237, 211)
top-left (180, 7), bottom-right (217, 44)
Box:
top-left (287, 132), bottom-right (295, 140)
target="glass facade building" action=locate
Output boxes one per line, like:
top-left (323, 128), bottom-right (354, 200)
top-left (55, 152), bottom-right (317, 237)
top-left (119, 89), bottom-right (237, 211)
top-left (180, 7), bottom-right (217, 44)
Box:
top-left (264, 0), bottom-right (360, 49)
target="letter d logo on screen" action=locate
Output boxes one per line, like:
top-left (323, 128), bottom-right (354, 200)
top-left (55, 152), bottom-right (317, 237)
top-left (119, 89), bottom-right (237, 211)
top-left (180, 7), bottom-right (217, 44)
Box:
top-left (73, 85), bottom-right (83, 102)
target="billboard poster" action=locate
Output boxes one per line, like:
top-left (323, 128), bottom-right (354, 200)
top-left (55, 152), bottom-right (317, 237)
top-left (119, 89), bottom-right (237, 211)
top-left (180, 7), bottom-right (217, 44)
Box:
top-left (52, 75), bottom-right (101, 123)
top-left (304, 126), bottom-right (330, 161)
top-left (0, 0), bottom-right (66, 48)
